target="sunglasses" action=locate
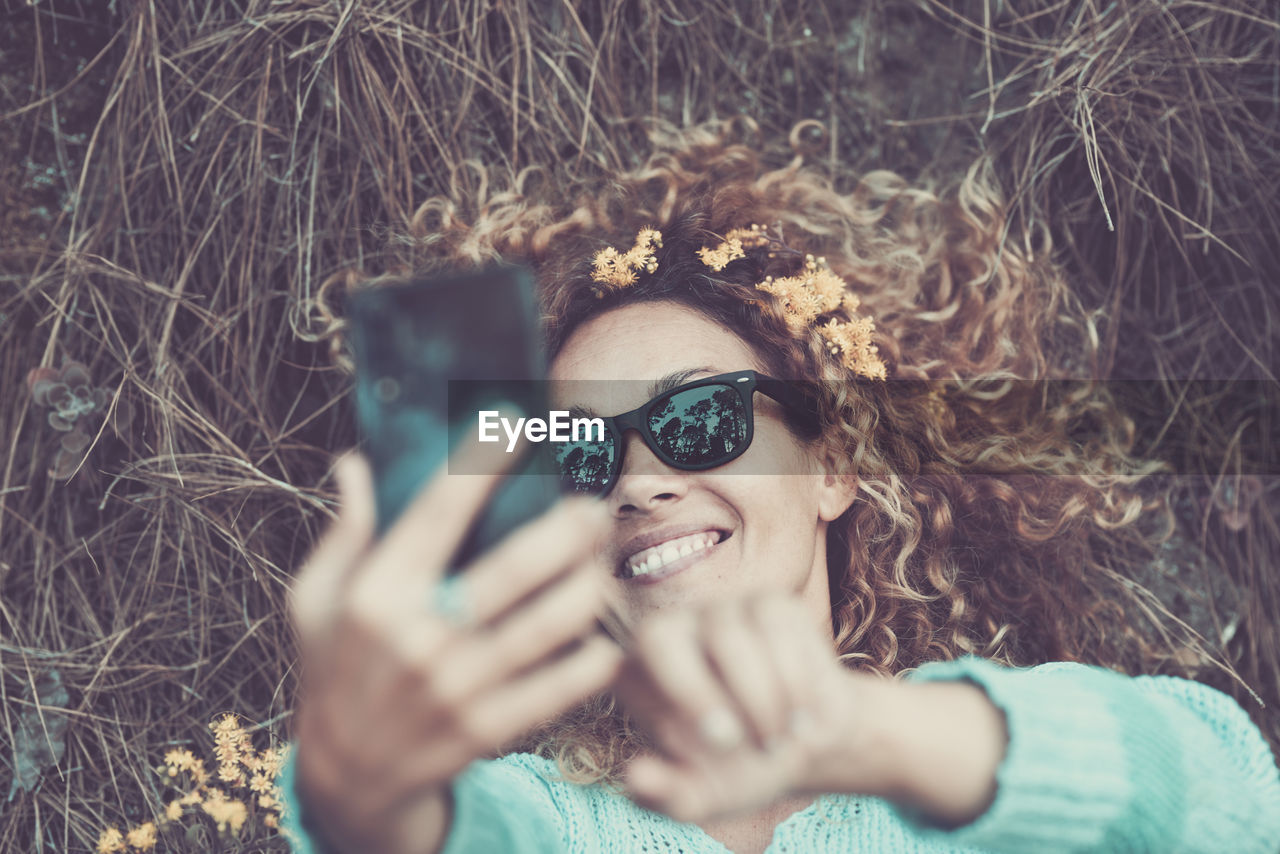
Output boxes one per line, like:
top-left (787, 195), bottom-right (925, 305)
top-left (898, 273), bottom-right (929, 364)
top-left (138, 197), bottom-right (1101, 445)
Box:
top-left (548, 369), bottom-right (819, 496)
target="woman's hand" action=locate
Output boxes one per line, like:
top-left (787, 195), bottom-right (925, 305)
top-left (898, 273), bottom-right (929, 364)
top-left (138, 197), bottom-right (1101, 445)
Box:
top-left (288, 451), bottom-right (623, 854)
top-left (614, 593), bottom-right (1007, 829)
top-left (614, 593), bottom-right (868, 823)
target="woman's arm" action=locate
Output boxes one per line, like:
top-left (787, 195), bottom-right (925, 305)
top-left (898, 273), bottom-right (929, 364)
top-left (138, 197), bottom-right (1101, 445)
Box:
top-left (617, 596), bottom-right (1280, 853)
top-left (276, 749), bottom-right (571, 854)
top-left (844, 657), bottom-right (1280, 853)
top-left (803, 672), bottom-right (1007, 828)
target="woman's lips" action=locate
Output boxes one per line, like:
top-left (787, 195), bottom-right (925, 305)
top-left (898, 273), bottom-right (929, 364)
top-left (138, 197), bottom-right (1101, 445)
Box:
top-left (619, 530), bottom-right (730, 585)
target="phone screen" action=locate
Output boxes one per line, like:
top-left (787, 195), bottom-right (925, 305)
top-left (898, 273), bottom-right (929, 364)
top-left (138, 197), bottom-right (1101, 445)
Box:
top-left (347, 265), bottom-right (561, 570)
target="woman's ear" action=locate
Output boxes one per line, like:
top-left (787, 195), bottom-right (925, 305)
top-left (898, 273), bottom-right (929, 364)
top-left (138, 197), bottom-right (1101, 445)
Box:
top-left (817, 471), bottom-right (858, 522)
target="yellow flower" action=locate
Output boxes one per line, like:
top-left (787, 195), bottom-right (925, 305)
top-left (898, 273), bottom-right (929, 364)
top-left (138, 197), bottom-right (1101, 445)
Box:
top-left (211, 713), bottom-right (243, 737)
top-left (165, 799), bottom-right (184, 822)
top-left (808, 266), bottom-right (845, 313)
top-left (737, 248), bottom-right (887, 381)
top-left (756, 273), bottom-right (821, 330)
top-left (218, 763), bottom-right (245, 786)
top-left (97, 827), bottom-right (126, 853)
top-left (201, 796), bottom-right (249, 834)
top-left (817, 317), bottom-right (886, 380)
top-left (724, 224), bottom-right (769, 245)
top-left (258, 746), bottom-right (287, 777)
top-left (125, 821), bottom-right (157, 851)
top-left (696, 224), bottom-right (771, 271)
top-left (591, 228), bottom-right (662, 290)
top-left (163, 748), bottom-right (197, 774)
top-left (697, 236), bottom-right (745, 271)
top-left (263, 814), bottom-right (279, 829)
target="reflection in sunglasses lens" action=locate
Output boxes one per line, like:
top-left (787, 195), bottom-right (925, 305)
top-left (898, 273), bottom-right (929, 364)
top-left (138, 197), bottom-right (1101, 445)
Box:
top-left (553, 436), bottom-right (615, 494)
top-left (550, 383), bottom-right (751, 495)
top-left (649, 384), bottom-right (747, 466)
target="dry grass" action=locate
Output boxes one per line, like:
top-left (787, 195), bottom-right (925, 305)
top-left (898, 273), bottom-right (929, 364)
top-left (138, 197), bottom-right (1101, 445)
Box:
top-left (1, 0), bottom-right (1276, 850)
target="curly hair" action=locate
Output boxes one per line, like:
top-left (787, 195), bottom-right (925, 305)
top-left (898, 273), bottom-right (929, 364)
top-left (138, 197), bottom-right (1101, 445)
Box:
top-left (345, 119), bottom-right (1209, 786)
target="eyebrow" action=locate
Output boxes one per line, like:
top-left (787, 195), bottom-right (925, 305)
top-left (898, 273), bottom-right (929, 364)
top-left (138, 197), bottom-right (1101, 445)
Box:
top-left (565, 366), bottom-right (715, 419)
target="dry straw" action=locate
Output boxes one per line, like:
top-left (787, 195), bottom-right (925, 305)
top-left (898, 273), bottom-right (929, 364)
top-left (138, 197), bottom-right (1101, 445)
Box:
top-left (2, 1), bottom-right (1277, 851)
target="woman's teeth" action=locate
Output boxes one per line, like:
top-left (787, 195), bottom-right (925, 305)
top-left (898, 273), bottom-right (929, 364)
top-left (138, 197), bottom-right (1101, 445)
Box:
top-left (624, 532), bottom-right (719, 578)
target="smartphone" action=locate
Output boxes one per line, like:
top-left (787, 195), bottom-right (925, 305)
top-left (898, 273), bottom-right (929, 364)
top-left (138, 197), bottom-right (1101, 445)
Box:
top-left (347, 264), bottom-right (562, 571)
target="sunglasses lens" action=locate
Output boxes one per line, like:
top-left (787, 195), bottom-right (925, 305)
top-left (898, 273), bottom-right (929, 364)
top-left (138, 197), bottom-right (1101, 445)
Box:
top-left (551, 435), bottom-right (616, 495)
top-left (649, 384), bottom-right (749, 467)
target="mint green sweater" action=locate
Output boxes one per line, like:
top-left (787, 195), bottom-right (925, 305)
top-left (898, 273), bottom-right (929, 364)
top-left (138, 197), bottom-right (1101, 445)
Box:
top-left (277, 656), bottom-right (1280, 852)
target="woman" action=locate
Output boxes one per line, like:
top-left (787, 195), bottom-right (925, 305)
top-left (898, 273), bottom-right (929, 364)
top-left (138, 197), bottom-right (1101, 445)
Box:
top-left (279, 123), bottom-right (1280, 853)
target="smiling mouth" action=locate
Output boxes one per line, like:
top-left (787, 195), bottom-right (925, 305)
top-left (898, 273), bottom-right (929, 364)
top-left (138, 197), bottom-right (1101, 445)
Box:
top-left (617, 530), bottom-right (730, 580)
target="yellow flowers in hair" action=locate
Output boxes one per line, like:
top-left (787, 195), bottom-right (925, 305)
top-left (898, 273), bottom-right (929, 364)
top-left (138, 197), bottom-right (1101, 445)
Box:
top-left (585, 223), bottom-right (887, 380)
top-left (591, 227), bottom-right (662, 293)
top-left (699, 229), bottom-right (888, 381)
top-left (696, 224), bottom-right (769, 270)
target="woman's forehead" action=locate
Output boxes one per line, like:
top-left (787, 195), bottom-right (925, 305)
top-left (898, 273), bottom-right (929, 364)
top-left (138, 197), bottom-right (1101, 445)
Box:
top-left (549, 365), bottom-right (722, 416)
top-left (548, 301), bottom-right (762, 381)
top-left (547, 302), bottom-right (764, 411)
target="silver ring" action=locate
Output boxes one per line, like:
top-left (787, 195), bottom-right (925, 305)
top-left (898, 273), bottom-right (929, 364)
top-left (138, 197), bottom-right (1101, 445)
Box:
top-left (429, 574), bottom-right (470, 625)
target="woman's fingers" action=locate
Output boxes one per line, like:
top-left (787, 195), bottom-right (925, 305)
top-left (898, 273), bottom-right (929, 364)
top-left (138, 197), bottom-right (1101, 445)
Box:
top-left (701, 599), bottom-right (791, 750)
top-left (427, 558), bottom-right (610, 705)
top-left (290, 453), bottom-right (377, 654)
top-left (353, 440), bottom-right (523, 618)
top-left (460, 634), bottom-right (625, 754)
top-left (454, 496), bottom-right (611, 628)
top-left (626, 745), bottom-right (802, 825)
top-left (342, 493), bottom-right (611, 708)
top-left (615, 593), bottom-right (852, 824)
top-left (626, 610), bottom-right (746, 753)
top-left (752, 596), bottom-right (829, 735)
top-left (626, 754), bottom-right (720, 823)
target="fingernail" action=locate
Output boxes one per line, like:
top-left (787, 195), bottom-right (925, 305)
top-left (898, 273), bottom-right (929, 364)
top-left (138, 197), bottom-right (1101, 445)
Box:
top-left (699, 707), bottom-right (744, 751)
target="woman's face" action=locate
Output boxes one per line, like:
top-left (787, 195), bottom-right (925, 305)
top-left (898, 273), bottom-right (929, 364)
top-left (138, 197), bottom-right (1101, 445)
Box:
top-left (548, 300), bottom-right (856, 631)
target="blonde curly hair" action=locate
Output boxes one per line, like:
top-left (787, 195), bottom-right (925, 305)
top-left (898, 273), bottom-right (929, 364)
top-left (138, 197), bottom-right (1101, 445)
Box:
top-left (336, 119), bottom-right (1208, 786)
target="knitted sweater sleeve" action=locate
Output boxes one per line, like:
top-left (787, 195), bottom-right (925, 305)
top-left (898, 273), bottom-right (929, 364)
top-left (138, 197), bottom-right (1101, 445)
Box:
top-left (892, 656), bottom-right (1280, 853)
top-left (275, 748), bottom-right (568, 854)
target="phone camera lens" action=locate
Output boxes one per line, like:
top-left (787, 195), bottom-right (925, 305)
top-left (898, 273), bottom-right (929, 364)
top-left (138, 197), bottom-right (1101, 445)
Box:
top-left (373, 377), bottom-right (401, 403)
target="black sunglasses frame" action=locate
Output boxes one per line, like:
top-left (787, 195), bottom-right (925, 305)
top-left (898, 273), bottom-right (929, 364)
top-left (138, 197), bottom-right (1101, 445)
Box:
top-left (553, 369), bottom-right (819, 496)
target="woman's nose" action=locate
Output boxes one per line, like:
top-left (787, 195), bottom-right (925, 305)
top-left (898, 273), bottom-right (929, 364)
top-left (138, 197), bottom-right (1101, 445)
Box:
top-left (610, 429), bottom-right (688, 512)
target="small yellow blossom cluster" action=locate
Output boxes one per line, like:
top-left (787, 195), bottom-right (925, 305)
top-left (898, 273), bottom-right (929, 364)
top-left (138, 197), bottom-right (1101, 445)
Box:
top-left (96, 713), bottom-right (291, 854)
top-left (582, 223), bottom-right (887, 379)
top-left (757, 256), bottom-right (887, 380)
top-left (590, 227), bottom-right (663, 293)
top-left (695, 223), bottom-right (770, 270)
top-left (93, 824), bottom-right (156, 854)
top-left (698, 228), bottom-right (888, 380)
